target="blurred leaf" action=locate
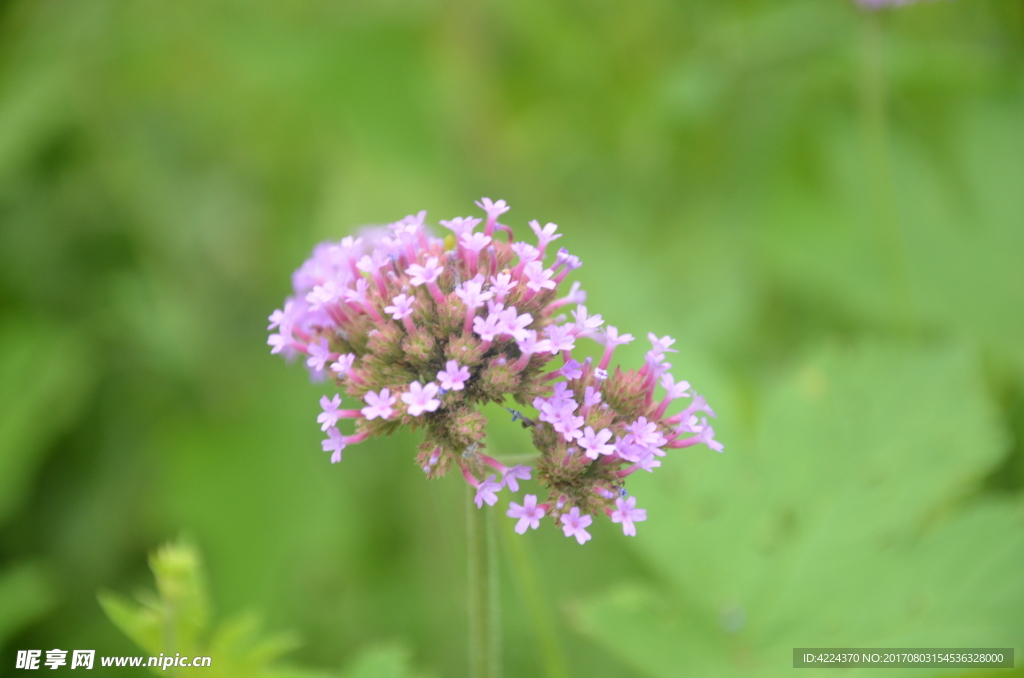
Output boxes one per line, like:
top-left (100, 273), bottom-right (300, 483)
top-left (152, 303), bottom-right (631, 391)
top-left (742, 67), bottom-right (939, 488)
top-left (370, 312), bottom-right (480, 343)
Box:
top-left (100, 539), bottom-right (328, 677)
top-left (0, 318), bottom-right (95, 524)
top-left (340, 643), bottom-right (425, 678)
top-left (573, 341), bottom-right (1024, 677)
top-left (760, 99), bottom-right (1024, 371)
top-left (0, 562), bottom-right (55, 648)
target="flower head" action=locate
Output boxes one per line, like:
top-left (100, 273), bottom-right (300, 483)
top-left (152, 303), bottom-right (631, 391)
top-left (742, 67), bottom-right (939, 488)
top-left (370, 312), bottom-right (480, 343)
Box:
top-left (269, 200), bottom-right (721, 542)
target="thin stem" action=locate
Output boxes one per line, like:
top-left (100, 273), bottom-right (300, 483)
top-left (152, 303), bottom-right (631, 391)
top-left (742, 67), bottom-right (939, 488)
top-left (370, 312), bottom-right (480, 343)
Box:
top-left (500, 519), bottom-right (569, 678)
top-left (467, 486), bottom-right (501, 678)
top-left (861, 11), bottom-right (918, 339)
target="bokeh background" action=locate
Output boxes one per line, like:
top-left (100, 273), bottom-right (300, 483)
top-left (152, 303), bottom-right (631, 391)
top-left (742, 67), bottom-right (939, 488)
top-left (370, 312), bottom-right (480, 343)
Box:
top-left (1, 0), bottom-right (1023, 676)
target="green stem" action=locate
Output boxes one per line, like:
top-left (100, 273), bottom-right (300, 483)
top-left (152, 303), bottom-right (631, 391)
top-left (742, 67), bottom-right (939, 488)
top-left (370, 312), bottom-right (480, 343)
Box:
top-left (501, 519), bottom-right (569, 678)
top-left (467, 486), bottom-right (501, 678)
top-left (861, 11), bottom-right (918, 339)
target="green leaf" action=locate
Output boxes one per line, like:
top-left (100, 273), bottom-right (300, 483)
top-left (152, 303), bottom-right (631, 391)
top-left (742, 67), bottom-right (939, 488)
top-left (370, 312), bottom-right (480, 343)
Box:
top-left (97, 590), bottom-right (164, 657)
top-left (573, 341), bottom-right (1024, 677)
top-left (100, 539), bottom-right (323, 678)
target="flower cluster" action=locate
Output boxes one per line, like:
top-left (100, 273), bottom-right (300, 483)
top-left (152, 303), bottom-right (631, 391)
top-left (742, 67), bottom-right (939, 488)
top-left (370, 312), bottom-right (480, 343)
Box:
top-left (855, 0), bottom-right (933, 8)
top-left (268, 200), bottom-right (722, 542)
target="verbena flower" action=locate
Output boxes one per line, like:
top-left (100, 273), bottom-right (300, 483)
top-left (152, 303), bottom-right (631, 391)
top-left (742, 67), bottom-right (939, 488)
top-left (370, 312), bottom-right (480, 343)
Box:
top-left (268, 200), bottom-right (723, 542)
top-left (855, 0), bottom-right (934, 7)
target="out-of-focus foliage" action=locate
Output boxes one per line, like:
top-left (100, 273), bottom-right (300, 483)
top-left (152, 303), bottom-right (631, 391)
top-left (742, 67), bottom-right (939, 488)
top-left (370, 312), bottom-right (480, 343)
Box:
top-left (100, 540), bottom-right (423, 677)
top-left (1, 0), bottom-right (1022, 675)
top-left (572, 342), bottom-right (1024, 677)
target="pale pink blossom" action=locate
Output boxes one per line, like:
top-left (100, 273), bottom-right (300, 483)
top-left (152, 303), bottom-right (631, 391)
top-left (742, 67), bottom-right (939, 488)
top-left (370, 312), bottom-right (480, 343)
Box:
top-left (362, 388), bottom-right (397, 420)
top-left (507, 494), bottom-right (545, 533)
top-left (560, 507), bottom-right (592, 544)
top-left (437, 360), bottom-right (470, 391)
top-left (610, 496), bottom-right (647, 536)
top-left (401, 381), bottom-right (442, 416)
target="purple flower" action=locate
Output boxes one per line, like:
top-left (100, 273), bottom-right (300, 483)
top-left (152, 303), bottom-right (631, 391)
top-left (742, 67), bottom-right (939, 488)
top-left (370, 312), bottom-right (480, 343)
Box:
top-left (697, 421), bottom-right (724, 453)
top-left (502, 464), bottom-right (532, 492)
top-left (362, 388), bottom-right (397, 420)
top-left (507, 494), bottom-right (544, 533)
top-left (306, 280), bottom-right (343, 311)
top-left (455, 280), bottom-right (493, 309)
top-left (401, 381), bottom-right (441, 416)
top-left (306, 338), bottom-right (333, 372)
top-left (270, 199), bottom-right (722, 538)
top-left (578, 426), bottom-right (615, 460)
top-left (267, 300), bottom-right (294, 330)
top-left (475, 197), bottom-right (510, 223)
top-left (331, 353), bottom-right (356, 376)
top-left (571, 305), bottom-right (604, 333)
top-left (437, 360), bottom-right (470, 391)
top-left (529, 220), bottom-right (562, 253)
top-left (523, 261), bottom-right (556, 293)
top-left (610, 496), bottom-right (647, 536)
top-left (406, 257), bottom-right (443, 286)
top-left (489, 273), bottom-right (515, 299)
top-left (636, 449), bottom-right (662, 472)
top-left (561, 360), bottom-right (583, 380)
top-left (647, 332), bottom-right (677, 358)
top-left (474, 475), bottom-right (502, 508)
top-left (856, 0), bottom-right (928, 7)
top-left (552, 410), bottom-right (585, 442)
top-left (357, 250), bottom-right (387, 275)
top-left (317, 394), bottom-right (343, 431)
top-left (627, 417), bottom-right (667, 449)
top-left (615, 436), bottom-right (645, 463)
top-left (517, 329), bottom-right (553, 356)
top-left (511, 242), bottom-right (540, 265)
top-left (560, 507), bottom-right (592, 544)
top-left (545, 324), bottom-right (576, 353)
top-left (322, 428), bottom-right (346, 464)
top-left (554, 247), bottom-right (581, 271)
top-left (342, 278), bottom-right (370, 306)
top-left (267, 330), bottom-right (291, 355)
top-left (440, 216), bottom-right (481, 238)
top-left (660, 374), bottom-right (691, 400)
top-left (473, 313), bottom-right (503, 342)
top-left (603, 326), bottom-right (635, 348)
top-left (384, 293), bottom-right (416, 320)
top-left (460, 232), bottom-right (492, 253)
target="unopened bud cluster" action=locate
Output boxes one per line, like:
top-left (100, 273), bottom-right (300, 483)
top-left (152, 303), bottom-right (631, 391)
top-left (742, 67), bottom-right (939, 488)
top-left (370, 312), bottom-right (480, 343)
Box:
top-left (268, 200), bottom-right (722, 543)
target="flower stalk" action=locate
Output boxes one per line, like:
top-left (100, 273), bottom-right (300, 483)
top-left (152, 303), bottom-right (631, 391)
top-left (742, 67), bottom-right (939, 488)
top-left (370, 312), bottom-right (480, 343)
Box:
top-left (467, 485), bottom-right (501, 678)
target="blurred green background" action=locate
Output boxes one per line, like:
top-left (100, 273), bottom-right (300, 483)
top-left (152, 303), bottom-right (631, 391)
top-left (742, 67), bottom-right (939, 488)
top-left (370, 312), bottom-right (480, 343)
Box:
top-left (1, 0), bottom-right (1023, 676)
